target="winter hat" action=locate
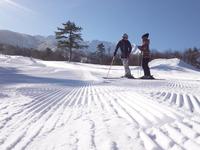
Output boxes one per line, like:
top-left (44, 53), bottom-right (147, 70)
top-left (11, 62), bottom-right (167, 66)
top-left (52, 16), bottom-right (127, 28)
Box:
top-left (142, 33), bottom-right (149, 39)
top-left (122, 33), bottom-right (128, 39)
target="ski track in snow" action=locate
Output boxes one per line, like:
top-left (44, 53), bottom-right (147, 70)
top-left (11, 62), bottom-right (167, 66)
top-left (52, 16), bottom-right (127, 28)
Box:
top-left (0, 80), bottom-right (200, 150)
top-left (0, 56), bottom-right (200, 150)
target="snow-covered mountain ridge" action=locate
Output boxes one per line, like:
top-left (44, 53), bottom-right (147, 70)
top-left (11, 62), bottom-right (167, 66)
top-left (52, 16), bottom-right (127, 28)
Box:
top-left (0, 30), bottom-right (115, 51)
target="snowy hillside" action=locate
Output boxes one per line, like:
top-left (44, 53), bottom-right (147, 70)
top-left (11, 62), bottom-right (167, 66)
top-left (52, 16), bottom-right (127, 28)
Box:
top-left (149, 58), bottom-right (200, 80)
top-left (0, 30), bottom-right (57, 50)
top-left (0, 30), bottom-right (115, 52)
top-left (0, 30), bottom-right (40, 49)
top-left (0, 55), bottom-right (200, 150)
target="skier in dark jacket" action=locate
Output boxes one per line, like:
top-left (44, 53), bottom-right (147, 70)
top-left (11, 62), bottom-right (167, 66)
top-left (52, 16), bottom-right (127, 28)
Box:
top-left (114, 33), bottom-right (134, 78)
top-left (138, 33), bottom-right (154, 79)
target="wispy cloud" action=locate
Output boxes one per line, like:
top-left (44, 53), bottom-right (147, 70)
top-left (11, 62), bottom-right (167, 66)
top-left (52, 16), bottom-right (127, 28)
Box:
top-left (2, 0), bottom-right (35, 13)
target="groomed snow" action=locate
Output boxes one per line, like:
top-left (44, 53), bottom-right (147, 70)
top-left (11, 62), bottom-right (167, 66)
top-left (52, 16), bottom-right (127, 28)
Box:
top-left (0, 54), bottom-right (200, 150)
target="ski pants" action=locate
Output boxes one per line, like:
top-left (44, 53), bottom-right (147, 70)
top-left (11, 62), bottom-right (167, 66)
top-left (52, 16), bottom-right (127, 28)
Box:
top-left (142, 58), bottom-right (151, 76)
top-left (121, 58), bottom-right (131, 76)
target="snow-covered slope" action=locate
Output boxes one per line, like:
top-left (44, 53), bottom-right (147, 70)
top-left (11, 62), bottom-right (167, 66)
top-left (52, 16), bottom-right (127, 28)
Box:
top-left (150, 58), bottom-right (198, 70)
top-left (0, 55), bottom-right (200, 150)
top-left (149, 58), bottom-right (200, 80)
top-left (0, 55), bottom-right (41, 66)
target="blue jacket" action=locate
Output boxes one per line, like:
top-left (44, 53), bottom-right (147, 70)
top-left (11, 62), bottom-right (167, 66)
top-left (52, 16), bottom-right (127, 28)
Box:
top-left (114, 39), bottom-right (132, 58)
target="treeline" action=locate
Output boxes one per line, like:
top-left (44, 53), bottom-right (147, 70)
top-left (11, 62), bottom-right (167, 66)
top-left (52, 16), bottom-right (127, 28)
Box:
top-left (1, 20), bottom-right (199, 68)
top-left (0, 43), bottom-right (200, 68)
top-left (86, 46), bottom-right (200, 68)
top-left (0, 44), bottom-right (65, 61)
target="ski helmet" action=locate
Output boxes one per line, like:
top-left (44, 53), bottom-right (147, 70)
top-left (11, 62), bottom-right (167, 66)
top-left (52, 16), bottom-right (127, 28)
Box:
top-left (142, 33), bottom-right (149, 39)
top-left (122, 33), bottom-right (128, 39)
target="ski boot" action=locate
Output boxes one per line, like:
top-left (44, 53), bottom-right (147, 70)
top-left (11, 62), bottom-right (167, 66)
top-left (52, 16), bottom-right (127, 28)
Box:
top-left (125, 74), bottom-right (135, 79)
top-left (140, 75), bottom-right (154, 79)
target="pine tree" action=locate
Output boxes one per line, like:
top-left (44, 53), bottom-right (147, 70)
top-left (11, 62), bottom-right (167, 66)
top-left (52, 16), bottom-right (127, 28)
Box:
top-left (55, 21), bottom-right (87, 62)
top-left (96, 43), bottom-right (105, 64)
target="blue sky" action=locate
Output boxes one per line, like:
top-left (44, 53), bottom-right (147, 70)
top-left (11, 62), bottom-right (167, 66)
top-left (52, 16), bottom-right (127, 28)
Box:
top-left (0, 0), bottom-right (200, 51)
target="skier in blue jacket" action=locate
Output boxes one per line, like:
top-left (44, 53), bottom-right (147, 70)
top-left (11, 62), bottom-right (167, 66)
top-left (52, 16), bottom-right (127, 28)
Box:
top-left (114, 33), bottom-right (134, 78)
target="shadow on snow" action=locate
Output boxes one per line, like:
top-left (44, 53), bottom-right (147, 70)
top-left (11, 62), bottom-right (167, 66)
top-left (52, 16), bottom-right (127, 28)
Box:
top-left (0, 67), bottom-right (88, 87)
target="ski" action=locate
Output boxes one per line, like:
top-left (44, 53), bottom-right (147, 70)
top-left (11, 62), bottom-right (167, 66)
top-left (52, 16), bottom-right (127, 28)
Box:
top-left (103, 77), bottom-right (122, 79)
top-left (103, 76), bottom-right (163, 80)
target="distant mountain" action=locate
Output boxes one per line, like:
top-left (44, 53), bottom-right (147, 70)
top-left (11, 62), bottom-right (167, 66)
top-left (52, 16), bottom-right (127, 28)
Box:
top-left (0, 30), bottom-right (116, 52)
top-left (0, 30), bottom-right (57, 51)
top-left (85, 40), bottom-right (115, 52)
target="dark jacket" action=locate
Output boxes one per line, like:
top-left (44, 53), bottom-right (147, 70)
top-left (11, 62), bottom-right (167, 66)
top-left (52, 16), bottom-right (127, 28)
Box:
top-left (138, 39), bottom-right (150, 58)
top-left (114, 39), bottom-right (132, 58)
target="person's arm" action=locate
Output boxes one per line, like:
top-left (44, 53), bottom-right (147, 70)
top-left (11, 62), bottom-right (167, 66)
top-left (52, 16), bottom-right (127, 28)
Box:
top-left (138, 40), bottom-right (149, 52)
top-left (128, 41), bottom-right (132, 55)
top-left (114, 41), bottom-right (120, 56)
top-left (138, 45), bottom-right (144, 51)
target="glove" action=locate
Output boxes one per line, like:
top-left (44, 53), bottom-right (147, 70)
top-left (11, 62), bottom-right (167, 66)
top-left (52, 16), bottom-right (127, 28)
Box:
top-left (135, 49), bottom-right (142, 55)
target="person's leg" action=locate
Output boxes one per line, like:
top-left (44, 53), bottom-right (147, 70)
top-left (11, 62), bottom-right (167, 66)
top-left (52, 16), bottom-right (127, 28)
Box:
top-left (142, 58), bottom-right (151, 76)
top-left (146, 58), bottom-right (151, 76)
top-left (122, 58), bottom-right (131, 76)
top-left (142, 58), bottom-right (147, 76)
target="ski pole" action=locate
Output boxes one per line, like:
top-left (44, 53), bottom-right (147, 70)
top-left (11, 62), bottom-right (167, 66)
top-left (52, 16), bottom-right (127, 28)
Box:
top-left (140, 52), bottom-right (143, 77)
top-left (106, 56), bottom-right (115, 78)
top-left (138, 53), bottom-right (140, 77)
